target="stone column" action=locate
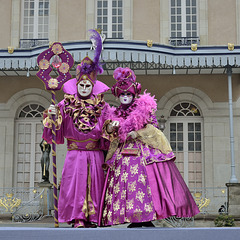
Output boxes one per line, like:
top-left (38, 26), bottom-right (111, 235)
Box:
top-left (227, 66), bottom-right (238, 183)
top-left (38, 182), bottom-right (53, 216)
top-left (226, 183), bottom-right (240, 216)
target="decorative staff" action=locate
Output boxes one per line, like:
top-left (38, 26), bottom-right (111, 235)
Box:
top-left (36, 43), bottom-right (74, 227)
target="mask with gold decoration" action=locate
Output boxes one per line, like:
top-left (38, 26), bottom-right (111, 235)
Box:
top-left (62, 29), bottom-right (109, 96)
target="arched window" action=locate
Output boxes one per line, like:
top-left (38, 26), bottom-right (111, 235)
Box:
top-left (18, 104), bottom-right (45, 118)
top-left (15, 104), bottom-right (45, 188)
top-left (170, 102), bottom-right (201, 116)
top-left (168, 102), bottom-right (203, 189)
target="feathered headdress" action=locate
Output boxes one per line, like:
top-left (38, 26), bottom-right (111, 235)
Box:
top-left (111, 67), bottom-right (141, 97)
top-left (76, 29), bottom-right (104, 85)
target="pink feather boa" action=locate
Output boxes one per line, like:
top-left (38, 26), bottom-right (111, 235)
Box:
top-left (108, 91), bottom-right (157, 142)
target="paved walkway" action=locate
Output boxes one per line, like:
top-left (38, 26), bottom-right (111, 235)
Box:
top-left (1, 214), bottom-right (239, 228)
top-left (0, 214), bottom-right (131, 228)
top-left (1, 215), bottom-right (240, 240)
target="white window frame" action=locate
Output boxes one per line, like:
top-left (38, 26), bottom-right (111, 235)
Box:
top-left (169, 0), bottom-right (199, 45)
top-left (20, 0), bottom-right (49, 40)
top-left (14, 103), bottom-right (45, 188)
top-left (96, 0), bottom-right (123, 38)
top-left (167, 116), bottom-right (204, 188)
top-left (14, 120), bottom-right (43, 188)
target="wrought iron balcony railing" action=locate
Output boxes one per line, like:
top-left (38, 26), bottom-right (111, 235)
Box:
top-left (0, 187), bottom-right (44, 222)
top-left (169, 37), bottom-right (200, 46)
top-left (19, 38), bottom-right (49, 48)
top-left (190, 187), bottom-right (228, 215)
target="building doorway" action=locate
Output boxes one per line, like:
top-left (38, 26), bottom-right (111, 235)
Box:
top-left (14, 104), bottom-right (45, 188)
top-left (168, 102), bottom-right (203, 189)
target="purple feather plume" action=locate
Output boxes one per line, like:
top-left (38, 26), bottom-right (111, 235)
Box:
top-left (89, 29), bottom-right (104, 74)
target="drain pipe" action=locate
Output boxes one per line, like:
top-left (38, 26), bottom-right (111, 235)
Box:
top-left (227, 65), bottom-right (238, 183)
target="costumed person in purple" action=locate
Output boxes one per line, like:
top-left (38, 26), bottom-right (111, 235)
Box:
top-left (42, 30), bottom-right (110, 228)
top-left (99, 67), bottom-right (200, 227)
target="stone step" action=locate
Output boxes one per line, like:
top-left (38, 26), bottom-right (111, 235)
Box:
top-left (0, 227), bottom-right (240, 240)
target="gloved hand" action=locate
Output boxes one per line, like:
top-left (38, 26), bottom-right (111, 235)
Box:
top-left (127, 131), bottom-right (138, 139)
top-left (48, 104), bottom-right (57, 115)
top-left (107, 120), bottom-right (120, 133)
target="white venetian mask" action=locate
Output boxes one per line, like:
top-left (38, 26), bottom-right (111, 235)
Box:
top-left (77, 80), bottom-right (93, 97)
top-left (119, 92), bottom-right (134, 105)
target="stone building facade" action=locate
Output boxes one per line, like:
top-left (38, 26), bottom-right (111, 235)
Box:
top-left (1, 0), bottom-right (240, 215)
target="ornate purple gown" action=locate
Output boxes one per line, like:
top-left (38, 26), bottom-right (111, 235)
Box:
top-left (99, 93), bottom-right (200, 226)
top-left (43, 93), bottom-right (109, 224)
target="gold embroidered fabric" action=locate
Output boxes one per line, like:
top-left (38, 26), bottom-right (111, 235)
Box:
top-left (82, 164), bottom-right (96, 217)
top-left (105, 138), bottom-right (120, 161)
top-left (64, 94), bottom-right (105, 133)
top-left (68, 142), bottom-right (78, 150)
top-left (137, 124), bottom-right (173, 154)
top-left (67, 138), bottom-right (100, 151)
top-left (102, 158), bottom-right (157, 225)
top-left (86, 141), bottom-right (98, 150)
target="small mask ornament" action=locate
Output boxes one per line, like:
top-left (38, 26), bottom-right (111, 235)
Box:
top-left (77, 79), bottom-right (93, 97)
top-left (119, 92), bottom-right (133, 105)
top-left (191, 44), bottom-right (197, 51)
top-left (147, 40), bottom-right (153, 48)
top-left (8, 46), bottom-right (14, 54)
top-left (228, 43), bottom-right (234, 51)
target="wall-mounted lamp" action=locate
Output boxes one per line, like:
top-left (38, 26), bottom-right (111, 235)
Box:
top-left (158, 115), bottom-right (167, 131)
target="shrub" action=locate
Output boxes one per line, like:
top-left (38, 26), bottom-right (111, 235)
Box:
top-left (214, 214), bottom-right (235, 227)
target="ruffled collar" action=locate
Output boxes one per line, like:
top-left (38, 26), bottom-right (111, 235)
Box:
top-left (114, 101), bottom-right (137, 119)
top-left (63, 93), bottom-right (105, 133)
top-left (62, 78), bottom-right (110, 95)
